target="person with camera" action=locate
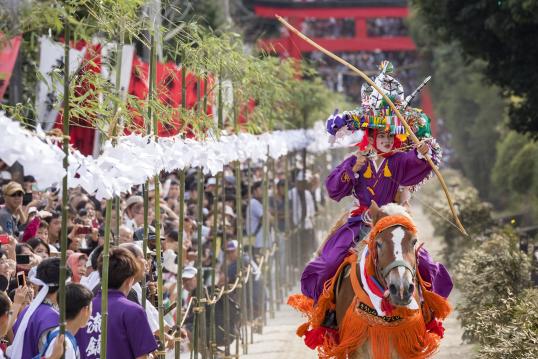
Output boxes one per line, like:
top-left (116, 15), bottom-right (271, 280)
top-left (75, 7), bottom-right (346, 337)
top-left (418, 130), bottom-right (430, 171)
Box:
top-left (9, 258), bottom-right (65, 359)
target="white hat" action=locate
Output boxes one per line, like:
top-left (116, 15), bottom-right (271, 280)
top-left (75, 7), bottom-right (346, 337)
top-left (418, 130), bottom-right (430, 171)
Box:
top-left (224, 205), bottom-right (236, 218)
top-left (225, 240), bottom-right (238, 251)
top-left (206, 177), bottom-right (217, 186)
top-left (182, 266), bottom-right (198, 279)
top-left (28, 207), bottom-right (38, 215)
top-left (125, 195), bottom-right (143, 210)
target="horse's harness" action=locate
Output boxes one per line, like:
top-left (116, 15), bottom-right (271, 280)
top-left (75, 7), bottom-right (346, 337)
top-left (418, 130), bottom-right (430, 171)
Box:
top-left (367, 214), bottom-right (418, 284)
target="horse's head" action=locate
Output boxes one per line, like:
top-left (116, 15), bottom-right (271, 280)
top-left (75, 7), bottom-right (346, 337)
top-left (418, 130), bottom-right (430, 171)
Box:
top-left (367, 201), bottom-right (418, 307)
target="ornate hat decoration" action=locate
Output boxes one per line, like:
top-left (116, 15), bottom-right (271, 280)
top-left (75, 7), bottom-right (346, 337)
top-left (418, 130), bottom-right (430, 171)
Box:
top-left (326, 61), bottom-right (432, 148)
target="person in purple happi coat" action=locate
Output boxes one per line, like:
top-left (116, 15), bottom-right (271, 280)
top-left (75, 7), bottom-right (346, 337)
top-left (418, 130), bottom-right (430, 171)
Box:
top-left (76, 247), bottom-right (158, 359)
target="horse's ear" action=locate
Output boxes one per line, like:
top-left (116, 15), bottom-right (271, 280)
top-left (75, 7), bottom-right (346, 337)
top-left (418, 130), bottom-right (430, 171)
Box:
top-left (369, 200), bottom-right (387, 226)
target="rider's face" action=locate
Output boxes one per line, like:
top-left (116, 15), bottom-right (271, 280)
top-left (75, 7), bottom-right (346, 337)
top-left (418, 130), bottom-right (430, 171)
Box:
top-left (375, 132), bottom-right (395, 153)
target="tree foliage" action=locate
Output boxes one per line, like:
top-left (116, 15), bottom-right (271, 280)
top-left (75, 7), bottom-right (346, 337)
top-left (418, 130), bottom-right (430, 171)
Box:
top-left (0, 0), bottom-right (348, 140)
top-left (409, 10), bottom-right (505, 199)
top-left (413, 0), bottom-right (538, 137)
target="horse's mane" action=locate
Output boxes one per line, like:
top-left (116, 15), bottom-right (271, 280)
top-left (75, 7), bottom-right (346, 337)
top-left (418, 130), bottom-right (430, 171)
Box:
top-left (377, 203), bottom-right (412, 219)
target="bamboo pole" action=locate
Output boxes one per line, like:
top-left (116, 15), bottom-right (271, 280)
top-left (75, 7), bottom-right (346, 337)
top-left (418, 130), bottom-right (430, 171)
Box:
top-left (261, 152), bottom-right (269, 326)
top-left (142, 181), bottom-right (149, 309)
top-left (200, 79), bottom-right (208, 359)
top-left (266, 156), bottom-right (275, 320)
top-left (194, 166), bottom-right (205, 357)
top-left (175, 169), bottom-right (185, 359)
top-left (175, 61), bottom-right (188, 359)
top-left (209, 73), bottom-right (223, 358)
top-left (58, 11), bottom-right (70, 356)
top-left (232, 89), bottom-right (247, 355)
top-left (209, 173), bottom-right (219, 358)
top-left (246, 160), bottom-right (254, 344)
top-left (147, 21), bottom-right (166, 356)
top-left (100, 28), bottom-right (126, 357)
top-left (235, 161), bottom-right (247, 354)
top-left (222, 179), bottom-right (230, 356)
top-left (100, 200), bottom-right (112, 358)
top-left (193, 79), bottom-right (207, 358)
top-left (276, 15), bottom-right (467, 237)
top-left (283, 155), bottom-right (291, 290)
top-left (271, 159), bottom-right (282, 308)
top-left (112, 31), bottom-right (124, 247)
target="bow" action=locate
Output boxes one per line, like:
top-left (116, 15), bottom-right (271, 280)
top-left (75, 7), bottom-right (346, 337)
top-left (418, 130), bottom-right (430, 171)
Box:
top-left (276, 15), bottom-right (468, 236)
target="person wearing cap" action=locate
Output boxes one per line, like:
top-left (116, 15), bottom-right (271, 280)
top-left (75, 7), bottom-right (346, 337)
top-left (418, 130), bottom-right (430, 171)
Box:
top-left (123, 195), bottom-right (144, 232)
top-left (224, 240), bottom-right (241, 284)
top-left (0, 181), bottom-right (27, 237)
top-left (204, 177), bottom-right (217, 208)
top-left (181, 266), bottom-right (197, 295)
top-left (180, 266), bottom-right (199, 339)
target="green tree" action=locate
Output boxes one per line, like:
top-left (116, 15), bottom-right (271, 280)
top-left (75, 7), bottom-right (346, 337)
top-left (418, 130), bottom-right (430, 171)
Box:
top-left (413, 0), bottom-right (538, 137)
top-left (409, 9), bottom-right (504, 198)
top-left (507, 142), bottom-right (538, 194)
top-left (491, 131), bottom-right (528, 202)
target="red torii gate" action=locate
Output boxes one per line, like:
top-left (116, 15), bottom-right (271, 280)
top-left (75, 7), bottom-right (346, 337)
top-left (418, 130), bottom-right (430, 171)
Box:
top-left (252, 0), bottom-right (435, 134)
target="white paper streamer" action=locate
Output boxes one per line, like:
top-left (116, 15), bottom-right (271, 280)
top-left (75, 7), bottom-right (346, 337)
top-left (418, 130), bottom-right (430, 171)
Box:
top-left (0, 112), bottom-right (346, 200)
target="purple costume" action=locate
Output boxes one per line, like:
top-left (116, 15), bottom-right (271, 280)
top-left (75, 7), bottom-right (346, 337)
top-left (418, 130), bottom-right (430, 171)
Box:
top-left (76, 290), bottom-right (158, 359)
top-left (301, 150), bottom-right (453, 302)
top-left (12, 303), bottom-right (59, 359)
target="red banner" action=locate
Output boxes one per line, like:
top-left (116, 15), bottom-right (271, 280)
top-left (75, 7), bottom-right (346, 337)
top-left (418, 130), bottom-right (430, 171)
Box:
top-left (0, 35), bottom-right (22, 99)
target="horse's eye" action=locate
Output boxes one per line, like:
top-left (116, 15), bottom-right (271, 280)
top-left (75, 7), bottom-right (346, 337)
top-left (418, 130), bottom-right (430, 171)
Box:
top-left (376, 241), bottom-right (382, 249)
top-left (412, 238), bottom-right (418, 246)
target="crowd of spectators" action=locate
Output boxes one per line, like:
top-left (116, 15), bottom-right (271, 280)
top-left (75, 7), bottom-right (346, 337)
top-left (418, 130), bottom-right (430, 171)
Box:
top-left (308, 50), bottom-right (419, 103)
top-left (367, 17), bottom-right (408, 37)
top-left (0, 157), bottom-right (325, 358)
top-left (301, 18), bottom-right (355, 38)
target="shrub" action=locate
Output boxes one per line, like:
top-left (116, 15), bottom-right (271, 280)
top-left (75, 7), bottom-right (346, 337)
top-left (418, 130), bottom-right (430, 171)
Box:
top-left (455, 229), bottom-right (533, 344)
top-left (472, 288), bottom-right (538, 359)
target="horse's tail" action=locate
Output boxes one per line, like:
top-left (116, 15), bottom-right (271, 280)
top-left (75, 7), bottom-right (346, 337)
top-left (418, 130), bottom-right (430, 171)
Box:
top-left (315, 210), bottom-right (350, 256)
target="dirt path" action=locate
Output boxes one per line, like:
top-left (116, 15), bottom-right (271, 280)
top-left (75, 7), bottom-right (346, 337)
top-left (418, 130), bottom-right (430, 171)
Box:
top-left (239, 203), bottom-right (474, 358)
top-left (238, 301), bottom-right (317, 359)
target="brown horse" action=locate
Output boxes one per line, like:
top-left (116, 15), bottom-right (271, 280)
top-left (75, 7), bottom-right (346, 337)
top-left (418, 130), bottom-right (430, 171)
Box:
top-left (334, 202), bottom-right (422, 358)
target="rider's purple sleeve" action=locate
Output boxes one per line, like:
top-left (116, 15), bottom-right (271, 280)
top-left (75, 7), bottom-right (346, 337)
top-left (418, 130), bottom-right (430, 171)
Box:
top-left (417, 247), bottom-right (453, 298)
top-left (396, 149), bottom-right (434, 187)
top-left (325, 156), bottom-right (357, 202)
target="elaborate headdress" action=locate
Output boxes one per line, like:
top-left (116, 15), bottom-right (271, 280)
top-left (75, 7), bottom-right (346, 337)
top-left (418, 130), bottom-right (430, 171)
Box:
top-left (326, 61), bottom-right (432, 152)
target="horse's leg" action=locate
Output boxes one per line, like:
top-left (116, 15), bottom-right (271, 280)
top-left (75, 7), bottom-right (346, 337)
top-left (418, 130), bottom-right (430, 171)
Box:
top-left (335, 264), bottom-right (354, 326)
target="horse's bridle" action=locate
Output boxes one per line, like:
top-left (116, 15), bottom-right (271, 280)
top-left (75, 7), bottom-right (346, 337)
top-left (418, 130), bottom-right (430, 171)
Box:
top-left (367, 215), bottom-right (418, 286)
